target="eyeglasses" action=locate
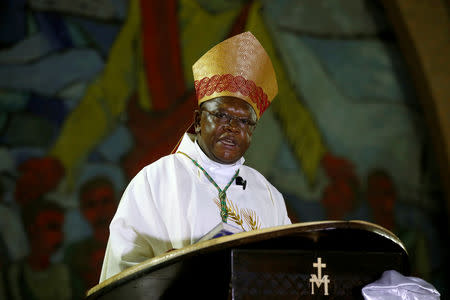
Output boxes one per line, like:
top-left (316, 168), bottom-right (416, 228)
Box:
top-left (201, 110), bottom-right (257, 129)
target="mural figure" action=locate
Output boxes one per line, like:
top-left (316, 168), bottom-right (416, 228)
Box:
top-left (321, 153), bottom-right (359, 220)
top-left (79, 176), bottom-right (117, 246)
top-left (367, 169), bottom-right (396, 231)
top-left (1, 199), bottom-right (70, 300)
top-left (64, 175), bottom-right (119, 297)
top-left (366, 169), bottom-right (433, 281)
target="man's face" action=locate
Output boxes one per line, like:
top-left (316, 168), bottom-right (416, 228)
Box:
top-left (195, 96), bottom-right (257, 164)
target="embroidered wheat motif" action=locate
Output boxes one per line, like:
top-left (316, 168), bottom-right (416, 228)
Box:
top-left (226, 199), bottom-right (245, 230)
top-left (213, 198), bottom-right (260, 231)
top-left (242, 208), bottom-right (261, 230)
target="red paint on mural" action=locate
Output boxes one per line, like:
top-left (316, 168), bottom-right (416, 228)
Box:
top-left (15, 157), bottom-right (64, 206)
top-left (367, 170), bottom-right (396, 230)
top-left (321, 152), bottom-right (359, 220)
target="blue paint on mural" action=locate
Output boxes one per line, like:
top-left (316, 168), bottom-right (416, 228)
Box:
top-left (0, 91), bottom-right (28, 112)
top-left (272, 30), bottom-right (422, 193)
top-left (75, 163), bottom-right (126, 197)
top-left (0, 49), bottom-right (104, 95)
top-left (94, 125), bottom-right (133, 163)
top-left (0, 33), bottom-right (54, 64)
top-left (34, 11), bottom-right (74, 50)
top-left (63, 209), bottom-right (93, 244)
top-left (277, 0), bottom-right (388, 36)
top-left (300, 36), bottom-right (418, 107)
top-left (109, 0), bottom-right (128, 20)
top-left (56, 81), bottom-right (88, 108)
top-left (27, 93), bottom-right (69, 127)
top-left (2, 113), bottom-right (57, 147)
top-left (0, 0), bottom-right (27, 45)
top-left (67, 17), bottom-right (121, 56)
top-left (8, 147), bottom-right (46, 167)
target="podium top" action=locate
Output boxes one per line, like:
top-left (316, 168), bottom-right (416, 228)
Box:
top-left (87, 220), bottom-right (407, 298)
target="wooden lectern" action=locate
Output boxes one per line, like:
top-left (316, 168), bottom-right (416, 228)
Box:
top-left (86, 221), bottom-right (409, 300)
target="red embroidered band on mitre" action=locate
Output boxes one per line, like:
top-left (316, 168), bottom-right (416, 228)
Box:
top-left (194, 74), bottom-right (270, 115)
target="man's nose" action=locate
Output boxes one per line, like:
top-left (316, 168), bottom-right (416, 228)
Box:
top-left (225, 118), bottom-right (241, 131)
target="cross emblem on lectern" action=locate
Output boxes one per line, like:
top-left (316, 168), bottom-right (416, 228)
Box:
top-left (309, 257), bottom-right (330, 295)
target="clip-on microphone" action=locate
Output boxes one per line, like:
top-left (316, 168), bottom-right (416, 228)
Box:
top-left (235, 176), bottom-right (247, 190)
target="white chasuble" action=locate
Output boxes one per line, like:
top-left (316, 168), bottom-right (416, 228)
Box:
top-left (100, 133), bottom-right (291, 282)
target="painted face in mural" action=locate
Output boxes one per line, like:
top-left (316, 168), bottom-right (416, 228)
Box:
top-left (29, 210), bottom-right (65, 260)
top-left (195, 96), bottom-right (257, 164)
top-left (80, 181), bottom-right (117, 244)
top-left (367, 171), bottom-right (396, 230)
top-left (322, 178), bottom-right (358, 220)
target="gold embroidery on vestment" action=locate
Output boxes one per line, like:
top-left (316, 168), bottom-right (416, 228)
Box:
top-left (213, 198), bottom-right (261, 231)
top-left (242, 208), bottom-right (261, 230)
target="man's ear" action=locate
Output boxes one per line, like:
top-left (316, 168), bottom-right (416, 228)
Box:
top-left (194, 110), bottom-right (201, 134)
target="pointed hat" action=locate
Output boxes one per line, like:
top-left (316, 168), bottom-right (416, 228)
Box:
top-left (192, 32), bottom-right (278, 118)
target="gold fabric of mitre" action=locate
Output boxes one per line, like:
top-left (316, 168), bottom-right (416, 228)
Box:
top-left (192, 31), bottom-right (278, 118)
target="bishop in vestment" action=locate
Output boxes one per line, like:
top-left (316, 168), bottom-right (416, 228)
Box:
top-left (100, 31), bottom-right (291, 282)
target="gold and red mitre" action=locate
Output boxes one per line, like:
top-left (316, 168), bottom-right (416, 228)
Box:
top-left (192, 31), bottom-right (278, 119)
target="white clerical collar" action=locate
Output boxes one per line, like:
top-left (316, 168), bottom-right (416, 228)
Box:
top-left (178, 133), bottom-right (244, 185)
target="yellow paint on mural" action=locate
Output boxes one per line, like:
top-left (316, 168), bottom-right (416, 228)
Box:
top-left (50, 0), bottom-right (239, 187)
top-left (50, 0), bottom-right (149, 185)
top-left (245, 1), bottom-right (327, 185)
top-left (50, 0), bottom-right (325, 189)
top-left (179, 0), bottom-right (242, 85)
top-left (136, 36), bottom-right (151, 112)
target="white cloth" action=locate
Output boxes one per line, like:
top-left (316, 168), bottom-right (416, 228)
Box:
top-left (100, 133), bottom-right (291, 282)
top-left (362, 270), bottom-right (440, 300)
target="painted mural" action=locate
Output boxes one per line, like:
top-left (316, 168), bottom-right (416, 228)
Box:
top-left (0, 0), bottom-right (447, 298)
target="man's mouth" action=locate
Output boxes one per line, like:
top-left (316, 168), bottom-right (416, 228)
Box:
top-left (218, 136), bottom-right (237, 147)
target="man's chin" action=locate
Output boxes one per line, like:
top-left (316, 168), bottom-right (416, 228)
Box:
top-left (213, 152), bottom-right (241, 165)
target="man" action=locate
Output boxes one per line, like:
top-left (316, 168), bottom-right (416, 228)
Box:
top-left (100, 31), bottom-right (291, 282)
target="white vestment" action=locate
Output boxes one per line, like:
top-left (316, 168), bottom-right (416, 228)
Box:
top-left (100, 133), bottom-right (291, 282)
